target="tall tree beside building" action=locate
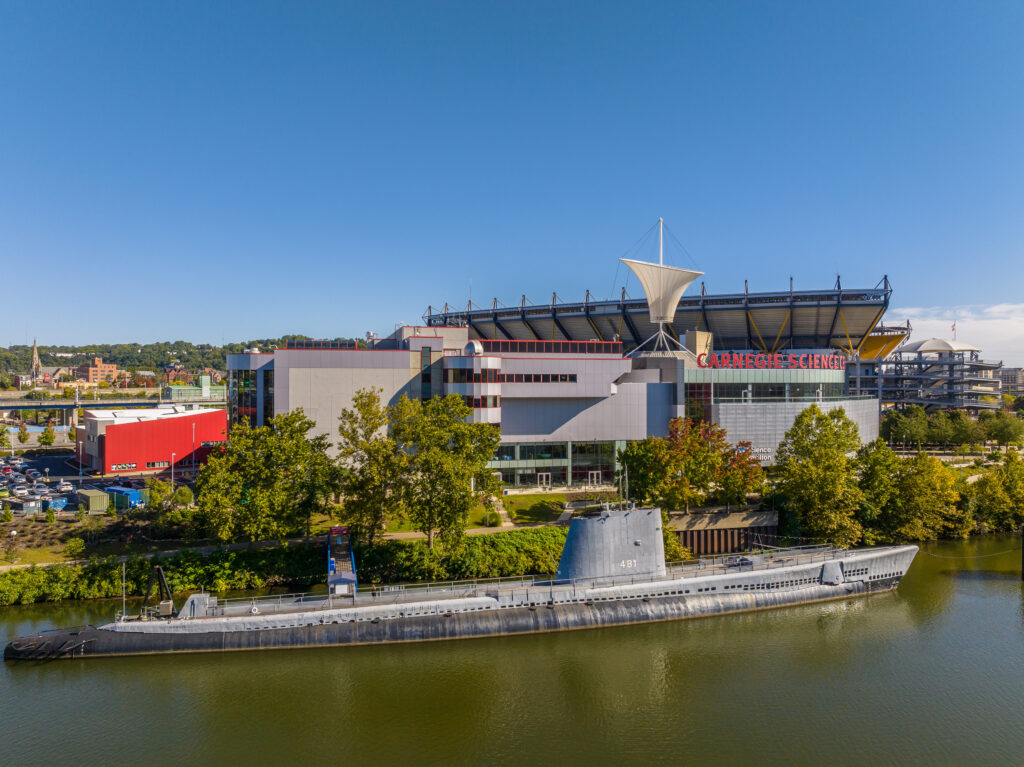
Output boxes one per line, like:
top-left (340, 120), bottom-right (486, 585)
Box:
top-left (618, 419), bottom-right (764, 508)
top-left (617, 437), bottom-right (673, 505)
top-left (195, 410), bottom-right (335, 542)
top-left (390, 394), bottom-right (501, 549)
top-left (775, 405), bottom-right (863, 548)
top-left (0, 425), bottom-right (9, 450)
top-left (335, 387), bottom-right (409, 544)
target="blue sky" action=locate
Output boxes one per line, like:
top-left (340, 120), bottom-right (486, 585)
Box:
top-left (2, 2), bottom-right (1022, 361)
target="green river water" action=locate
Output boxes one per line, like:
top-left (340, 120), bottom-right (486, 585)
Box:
top-left (2, 536), bottom-right (1023, 767)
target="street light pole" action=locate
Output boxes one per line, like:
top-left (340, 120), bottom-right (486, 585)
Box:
top-left (192, 422), bottom-right (195, 479)
top-left (171, 452), bottom-right (175, 486)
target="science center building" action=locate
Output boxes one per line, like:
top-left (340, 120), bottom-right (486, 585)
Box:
top-left (228, 254), bottom-right (882, 486)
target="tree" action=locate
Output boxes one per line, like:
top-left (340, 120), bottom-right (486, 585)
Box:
top-left (927, 411), bottom-right (954, 448)
top-left (716, 441), bottom-right (765, 505)
top-left (617, 437), bottom-right (672, 505)
top-left (898, 405), bottom-right (930, 446)
top-left (981, 411), bottom-right (1024, 446)
top-left (970, 450), bottom-right (1024, 531)
top-left (390, 394), bottom-right (501, 549)
top-left (336, 387), bottom-right (409, 544)
top-left (195, 410), bottom-right (335, 543)
top-left (855, 438), bottom-right (901, 540)
top-left (64, 537), bottom-right (86, 559)
top-left (775, 405), bottom-right (863, 548)
top-left (1, 508), bottom-right (12, 524)
top-left (0, 425), bottom-right (9, 450)
top-left (146, 478), bottom-right (175, 511)
top-left (17, 423), bottom-right (29, 444)
top-left (891, 452), bottom-right (967, 540)
top-left (2, 534), bottom-right (18, 563)
top-left (949, 410), bottom-right (984, 447)
top-left (661, 418), bottom-right (729, 509)
top-left (171, 485), bottom-right (194, 508)
top-left (38, 423), bottom-right (55, 446)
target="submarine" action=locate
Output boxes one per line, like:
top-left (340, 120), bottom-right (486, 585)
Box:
top-left (4, 508), bottom-right (917, 660)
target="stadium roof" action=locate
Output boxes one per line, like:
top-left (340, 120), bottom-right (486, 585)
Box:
top-left (425, 276), bottom-right (893, 354)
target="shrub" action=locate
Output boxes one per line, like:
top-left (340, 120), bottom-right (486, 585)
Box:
top-left (64, 537), bottom-right (86, 559)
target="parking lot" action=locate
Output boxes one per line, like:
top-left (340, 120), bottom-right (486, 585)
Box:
top-left (1, 453), bottom-right (193, 516)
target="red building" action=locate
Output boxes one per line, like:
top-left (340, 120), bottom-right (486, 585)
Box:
top-left (78, 406), bottom-right (228, 476)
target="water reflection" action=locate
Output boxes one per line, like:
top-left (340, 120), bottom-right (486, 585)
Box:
top-left (2, 537), bottom-right (1024, 767)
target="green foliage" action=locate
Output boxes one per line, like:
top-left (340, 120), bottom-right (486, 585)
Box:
top-left (64, 537), bottom-right (86, 559)
top-left (1, 508), bottom-right (12, 523)
top-left (146, 477), bottom-right (174, 510)
top-left (775, 405), bottom-right (863, 548)
top-left (38, 423), bottom-right (56, 446)
top-left (0, 426), bottom-right (9, 450)
top-left (617, 438), bottom-right (672, 505)
top-left (0, 546), bottom-right (326, 605)
top-left (171, 485), bottom-right (194, 507)
top-left (195, 409), bottom-right (339, 542)
top-left (0, 337), bottom-right (364, 376)
top-left (390, 394), bottom-right (501, 549)
top-left (966, 450), bottom-right (1024, 532)
top-left (855, 439), bottom-right (901, 528)
top-left (661, 512), bottom-right (692, 562)
top-left (889, 452), bottom-right (966, 540)
top-left (617, 419), bottom-right (765, 509)
top-left (45, 508), bottom-right (56, 524)
top-left (979, 411), bottom-right (1024, 446)
top-left (17, 423), bottom-right (29, 444)
top-left (354, 527), bottom-right (569, 584)
top-left (336, 387), bottom-right (407, 544)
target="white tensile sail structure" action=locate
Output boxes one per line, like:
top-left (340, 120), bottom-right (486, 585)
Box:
top-left (620, 218), bottom-right (703, 352)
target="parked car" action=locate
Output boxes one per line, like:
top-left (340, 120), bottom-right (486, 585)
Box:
top-left (25, 468), bottom-right (40, 477)
top-left (56, 481), bottom-right (74, 492)
top-left (11, 485), bottom-right (29, 497)
top-left (1, 466), bottom-right (11, 475)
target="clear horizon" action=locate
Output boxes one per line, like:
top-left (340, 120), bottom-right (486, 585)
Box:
top-left (3, 2), bottom-right (1023, 364)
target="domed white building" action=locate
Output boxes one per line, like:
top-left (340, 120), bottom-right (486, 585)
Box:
top-left (850, 335), bottom-right (1001, 412)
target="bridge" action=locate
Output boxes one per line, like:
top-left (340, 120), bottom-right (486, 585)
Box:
top-left (0, 398), bottom-right (227, 412)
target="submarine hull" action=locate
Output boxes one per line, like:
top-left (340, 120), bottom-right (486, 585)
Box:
top-left (3, 575), bottom-right (902, 660)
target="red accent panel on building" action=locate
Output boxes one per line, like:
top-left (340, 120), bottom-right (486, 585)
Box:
top-left (103, 410), bottom-right (228, 474)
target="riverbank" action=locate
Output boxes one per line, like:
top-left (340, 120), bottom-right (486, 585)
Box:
top-left (3, 535), bottom-right (1023, 766)
top-left (0, 527), bottom-right (571, 606)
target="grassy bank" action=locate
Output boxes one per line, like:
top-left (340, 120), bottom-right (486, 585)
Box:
top-left (0, 527), bottom-right (571, 605)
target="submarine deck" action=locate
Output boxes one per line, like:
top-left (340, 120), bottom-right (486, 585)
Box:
top-left (152, 544), bottom-right (905, 623)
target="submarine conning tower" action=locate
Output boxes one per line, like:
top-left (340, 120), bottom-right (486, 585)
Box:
top-left (555, 507), bottom-right (666, 582)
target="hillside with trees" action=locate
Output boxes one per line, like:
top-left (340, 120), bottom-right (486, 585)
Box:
top-left (0, 335), bottom-right (364, 374)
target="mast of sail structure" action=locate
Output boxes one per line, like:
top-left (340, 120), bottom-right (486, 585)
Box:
top-left (659, 217), bottom-right (663, 266)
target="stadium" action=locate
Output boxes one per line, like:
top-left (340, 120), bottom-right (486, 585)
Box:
top-left (230, 235), bottom-right (892, 483)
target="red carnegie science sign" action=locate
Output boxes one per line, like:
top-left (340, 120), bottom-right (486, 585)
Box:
top-left (696, 352), bottom-right (846, 370)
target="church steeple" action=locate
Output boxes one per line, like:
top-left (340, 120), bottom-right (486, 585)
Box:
top-left (30, 339), bottom-right (41, 379)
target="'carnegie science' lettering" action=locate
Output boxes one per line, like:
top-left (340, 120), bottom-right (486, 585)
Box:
top-left (695, 352), bottom-right (846, 370)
